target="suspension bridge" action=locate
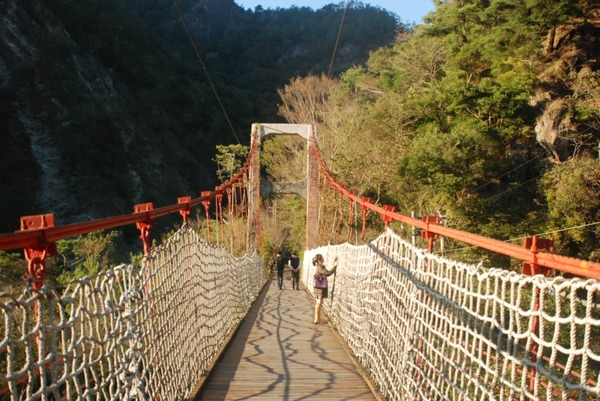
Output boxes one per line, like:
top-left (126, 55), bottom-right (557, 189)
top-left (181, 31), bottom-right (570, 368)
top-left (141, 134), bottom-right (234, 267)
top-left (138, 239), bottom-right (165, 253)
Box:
top-left (0, 123), bottom-right (599, 400)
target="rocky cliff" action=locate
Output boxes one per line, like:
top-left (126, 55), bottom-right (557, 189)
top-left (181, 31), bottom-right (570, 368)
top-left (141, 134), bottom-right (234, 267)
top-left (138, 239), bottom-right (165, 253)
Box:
top-left (0, 0), bottom-right (399, 233)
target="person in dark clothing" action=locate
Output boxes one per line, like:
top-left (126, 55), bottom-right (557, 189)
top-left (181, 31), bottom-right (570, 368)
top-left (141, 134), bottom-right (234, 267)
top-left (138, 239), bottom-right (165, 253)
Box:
top-left (289, 252), bottom-right (301, 290)
top-left (275, 251), bottom-right (287, 290)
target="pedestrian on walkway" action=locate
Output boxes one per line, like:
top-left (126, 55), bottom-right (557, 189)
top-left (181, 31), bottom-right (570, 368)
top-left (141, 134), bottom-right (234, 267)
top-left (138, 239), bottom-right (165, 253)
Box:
top-left (289, 252), bottom-right (301, 290)
top-left (275, 251), bottom-right (287, 290)
top-left (312, 254), bottom-right (337, 324)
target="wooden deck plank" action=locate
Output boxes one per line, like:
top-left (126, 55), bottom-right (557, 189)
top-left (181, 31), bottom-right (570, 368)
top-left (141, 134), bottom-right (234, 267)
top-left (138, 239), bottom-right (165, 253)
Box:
top-left (193, 279), bottom-right (380, 400)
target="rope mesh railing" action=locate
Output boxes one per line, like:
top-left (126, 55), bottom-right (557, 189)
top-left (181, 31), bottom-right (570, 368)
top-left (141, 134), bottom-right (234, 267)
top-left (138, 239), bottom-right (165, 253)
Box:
top-left (3, 123), bottom-right (600, 400)
top-left (0, 225), bottom-right (265, 400)
top-left (302, 229), bottom-right (600, 401)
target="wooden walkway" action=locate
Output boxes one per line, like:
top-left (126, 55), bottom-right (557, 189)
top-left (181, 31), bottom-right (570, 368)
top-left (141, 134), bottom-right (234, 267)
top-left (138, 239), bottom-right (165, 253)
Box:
top-left (194, 277), bottom-right (380, 401)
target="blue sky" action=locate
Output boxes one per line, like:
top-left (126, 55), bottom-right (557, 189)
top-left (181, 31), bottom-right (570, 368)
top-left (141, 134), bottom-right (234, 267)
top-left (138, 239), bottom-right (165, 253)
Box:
top-left (233, 0), bottom-right (436, 24)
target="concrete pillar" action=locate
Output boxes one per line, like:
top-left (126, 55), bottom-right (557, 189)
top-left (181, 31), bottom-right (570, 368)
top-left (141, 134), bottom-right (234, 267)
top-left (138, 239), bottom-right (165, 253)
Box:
top-left (245, 123), bottom-right (320, 251)
top-left (246, 123), bottom-right (261, 251)
top-left (305, 125), bottom-right (320, 250)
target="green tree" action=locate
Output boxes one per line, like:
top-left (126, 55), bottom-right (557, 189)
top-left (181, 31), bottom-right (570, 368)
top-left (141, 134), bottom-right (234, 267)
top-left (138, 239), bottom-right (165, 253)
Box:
top-left (540, 156), bottom-right (600, 260)
top-left (213, 144), bottom-right (250, 183)
top-left (0, 252), bottom-right (27, 294)
top-left (525, 0), bottom-right (582, 53)
top-left (56, 231), bottom-right (119, 282)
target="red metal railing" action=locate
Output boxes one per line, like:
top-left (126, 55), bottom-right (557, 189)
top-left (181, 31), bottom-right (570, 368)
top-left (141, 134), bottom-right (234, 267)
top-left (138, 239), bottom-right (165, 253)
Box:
top-left (0, 178), bottom-right (246, 250)
top-left (0, 150), bottom-right (255, 291)
top-left (312, 140), bottom-right (600, 281)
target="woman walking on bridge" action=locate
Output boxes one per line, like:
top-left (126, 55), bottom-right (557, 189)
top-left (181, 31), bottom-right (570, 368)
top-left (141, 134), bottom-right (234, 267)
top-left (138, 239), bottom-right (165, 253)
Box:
top-left (312, 254), bottom-right (337, 324)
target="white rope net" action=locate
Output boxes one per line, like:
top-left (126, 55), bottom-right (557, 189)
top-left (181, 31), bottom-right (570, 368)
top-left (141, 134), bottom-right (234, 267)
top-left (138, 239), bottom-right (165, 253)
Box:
top-left (0, 225), bottom-right (265, 400)
top-left (302, 229), bottom-right (600, 401)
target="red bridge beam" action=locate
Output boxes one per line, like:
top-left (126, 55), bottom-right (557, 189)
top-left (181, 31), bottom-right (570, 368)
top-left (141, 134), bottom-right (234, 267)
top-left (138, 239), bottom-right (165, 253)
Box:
top-left (313, 142), bottom-right (600, 280)
top-left (0, 162), bottom-right (251, 253)
top-left (344, 184), bottom-right (600, 280)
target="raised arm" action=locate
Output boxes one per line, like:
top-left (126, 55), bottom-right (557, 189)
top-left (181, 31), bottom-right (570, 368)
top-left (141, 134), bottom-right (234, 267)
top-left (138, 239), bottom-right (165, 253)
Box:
top-left (322, 256), bottom-right (338, 276)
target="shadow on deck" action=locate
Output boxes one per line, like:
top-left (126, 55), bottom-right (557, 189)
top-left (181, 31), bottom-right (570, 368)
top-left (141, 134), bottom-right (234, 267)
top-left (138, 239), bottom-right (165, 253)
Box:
top-left (192, 276), bottom-right (381, 401)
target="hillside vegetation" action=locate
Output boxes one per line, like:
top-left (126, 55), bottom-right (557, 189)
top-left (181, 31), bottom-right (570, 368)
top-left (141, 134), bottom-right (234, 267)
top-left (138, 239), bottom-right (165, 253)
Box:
top-left (276, 0), bottom-right (600, 265)
top-left (0, 0), bottom-right (400, 233)
top-left (2, 0), bottom-right (599, 276)
top-left (0, 0), bottom-right (402, 288)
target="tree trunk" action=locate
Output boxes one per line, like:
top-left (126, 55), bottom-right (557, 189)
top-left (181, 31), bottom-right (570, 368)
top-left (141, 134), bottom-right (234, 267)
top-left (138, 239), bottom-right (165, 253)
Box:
top-left (546, 25), bottom-right (557, 53)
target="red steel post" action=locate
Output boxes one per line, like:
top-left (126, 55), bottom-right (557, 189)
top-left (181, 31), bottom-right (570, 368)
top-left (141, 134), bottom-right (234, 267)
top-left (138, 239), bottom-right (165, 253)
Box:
top-left (215, 186), bottom-right (224, 245)
top-left (20, 214), bottom-right (58, 347)
top-left (225, 185), bottom-right (234, 253)
top-left (178, 196), bottom-right (192, 224)
top-left (20, 214), bottom-right (58, 290)
top-left (421, 216), bottom-right (441, 253)
top-left (346, 191), bottom-right (355, 242)
top-left (382, 205), bottom-right (396, 230)
top-left (134, 203), bottom-right (154, 255)
top-left (361, 197), bottom-right (371, 241)
top-left (201, 191), bottom-right (212, 242)
top-left (522, 236), bottom-right (554, 397)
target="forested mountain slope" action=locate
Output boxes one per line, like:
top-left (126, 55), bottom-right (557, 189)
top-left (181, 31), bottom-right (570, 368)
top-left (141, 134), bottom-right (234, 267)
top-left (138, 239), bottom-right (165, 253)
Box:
top-left (0, 0), bottom-right (400, 233)
top-left (277, 0), bottom-right (600, 264)
top-left (4, 0), bottom-right (598, 267)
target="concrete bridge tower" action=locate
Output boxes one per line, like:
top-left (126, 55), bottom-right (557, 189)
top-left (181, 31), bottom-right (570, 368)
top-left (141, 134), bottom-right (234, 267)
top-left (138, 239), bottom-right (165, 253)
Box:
top-left (247, 123), bottom-right (319, 251)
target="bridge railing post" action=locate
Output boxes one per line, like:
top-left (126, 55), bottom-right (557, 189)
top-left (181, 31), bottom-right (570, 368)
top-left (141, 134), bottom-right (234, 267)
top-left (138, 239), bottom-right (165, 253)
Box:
top-left (522, 235), bottom-right (554, 398)
top-left (360, 197), bottom-right (371, 241)
top-left (381, 205), bottom-right (396, 231)
top-left (134, 203), bottom-right (154, 255)
top-left (20, 214), bottom-right (57, 290)
top-left (215, 186), bottom-right (224, 244)
top-left (201, 191), bottom-right (212, 242)
top-left (421, 215), bottom-right (440, 254)
top-left (20, 214), bottom-right (58, 347)
top-left (178, 196), bottom-right (192, 224)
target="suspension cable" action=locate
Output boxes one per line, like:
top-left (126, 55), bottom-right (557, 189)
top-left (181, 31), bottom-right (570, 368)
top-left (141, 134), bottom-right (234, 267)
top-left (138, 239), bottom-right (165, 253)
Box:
top-left (472, 125), bottom-right (595, 196)
top-left (504, 220), bottom-right (600, 243)
top-left (172, 0), bottom-right (241, 144)
top-left (327, 0), bottom-right (350, 78)
top-left (440, 220), bottom-right (600, 255)
top-left (470, 153), bottom-right (543, 194)
top-left (483, 174), bottom-right (542, 203)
